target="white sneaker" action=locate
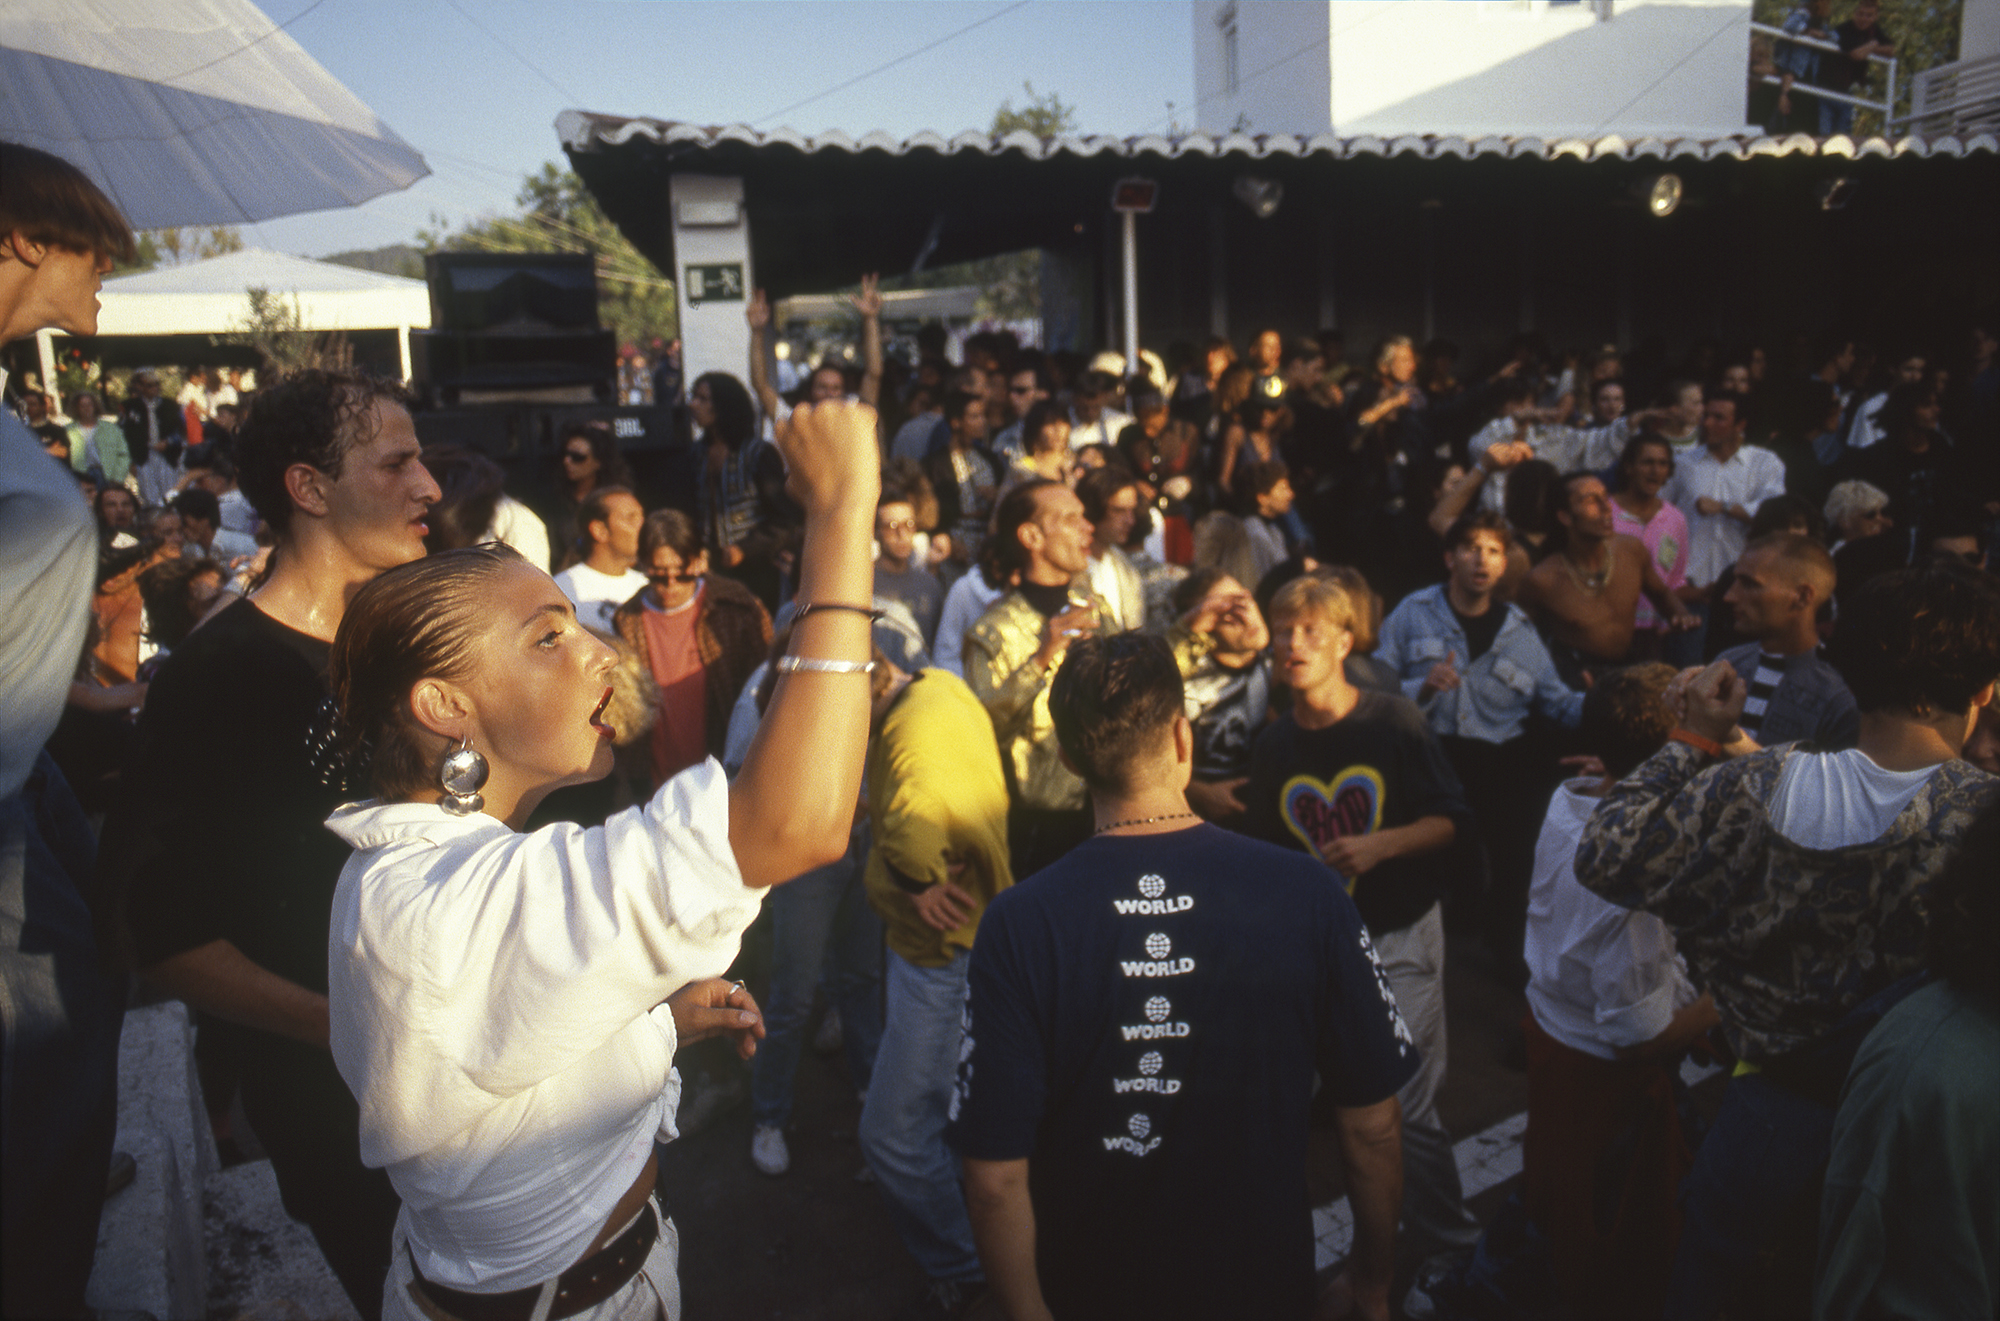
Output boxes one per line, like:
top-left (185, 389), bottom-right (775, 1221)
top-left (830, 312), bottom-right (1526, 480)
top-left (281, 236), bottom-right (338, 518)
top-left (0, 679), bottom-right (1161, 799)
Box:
top-left (750, 1124), bottom-right (790, 1176)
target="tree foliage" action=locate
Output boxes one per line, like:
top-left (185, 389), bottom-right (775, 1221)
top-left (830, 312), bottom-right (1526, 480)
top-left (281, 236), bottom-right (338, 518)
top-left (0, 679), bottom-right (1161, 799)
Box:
top-left (118, 224), bottom-right (244, 273)
top-left (224, 287), bottom-right (352, 375)
top-left (991, 81), bottom-right (1081, 139)
top-left (1752, 0), bottom-right (1963, 133)
top-left (417, 162), bottom-right (678, 346)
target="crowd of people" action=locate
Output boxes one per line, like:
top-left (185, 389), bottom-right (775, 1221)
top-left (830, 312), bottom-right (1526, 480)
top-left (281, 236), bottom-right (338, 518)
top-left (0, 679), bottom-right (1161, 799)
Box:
top-left (6, 136), bottom-right (2000, 1321)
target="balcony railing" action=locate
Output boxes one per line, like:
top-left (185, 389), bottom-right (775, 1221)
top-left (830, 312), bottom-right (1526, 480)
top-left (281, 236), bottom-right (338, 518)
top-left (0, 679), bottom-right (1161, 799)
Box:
top-left (1750, 19), bottom-right (1897, 124)
top-left (1894, 52), bottom-right (2000, 136)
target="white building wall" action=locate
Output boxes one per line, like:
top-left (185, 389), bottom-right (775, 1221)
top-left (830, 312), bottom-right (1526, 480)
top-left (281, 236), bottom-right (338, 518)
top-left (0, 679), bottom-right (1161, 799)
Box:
top-left (1963, 0), bottom-right (2000, 63)
top-left (1192, 1), bottom-right (1754, 140)
top-left (1191, 0), bottom-right (1331, 135)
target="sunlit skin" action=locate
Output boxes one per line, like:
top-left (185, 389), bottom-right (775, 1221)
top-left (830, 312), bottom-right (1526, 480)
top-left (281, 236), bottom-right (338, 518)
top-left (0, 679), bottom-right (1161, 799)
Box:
top-left (1719, 364), bottom-right (1751, 395)
top-left (586, 491), bottom-right (644, 573)
top-left (643, 542), bottom-right (709, 612)
top-left (1186, 574), bottom-right (1269, 665)
top-left (875, 500), bottom-right (918, 572)
top-left (1520, 476), bottom-right (1695, 660)
top-left (1272, 608), bottom-right (1353, 710)
top-left (1022, 484), bottom-right (1099, 671)
top-left (0, 236), bottom-right (112, 341)
top-left (247, 401), bottom-right (441, 643)
top-left (1089, 484), bottom-right (1139, 557)
top-left (1383, 343), bottom-right (1417, 385)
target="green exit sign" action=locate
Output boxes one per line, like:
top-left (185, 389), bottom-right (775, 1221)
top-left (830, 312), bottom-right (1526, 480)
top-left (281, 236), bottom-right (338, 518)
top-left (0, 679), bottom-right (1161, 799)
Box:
top-left (685, 263), bottom-right (744, 304)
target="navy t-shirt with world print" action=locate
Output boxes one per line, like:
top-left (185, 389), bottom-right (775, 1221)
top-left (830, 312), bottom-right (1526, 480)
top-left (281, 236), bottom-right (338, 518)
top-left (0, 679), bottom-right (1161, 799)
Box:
top-left (947, 824), bottom-right (1417, 1320)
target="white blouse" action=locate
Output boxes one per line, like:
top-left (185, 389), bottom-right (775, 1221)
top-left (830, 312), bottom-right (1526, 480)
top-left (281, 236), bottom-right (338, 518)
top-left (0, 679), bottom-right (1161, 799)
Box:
top-left (326, 760), bottom-right (761, 1292)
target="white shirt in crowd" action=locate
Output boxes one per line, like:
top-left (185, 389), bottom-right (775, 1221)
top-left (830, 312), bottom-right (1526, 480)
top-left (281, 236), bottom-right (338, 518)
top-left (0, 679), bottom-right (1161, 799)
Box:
top-left (1844, 392), bottom-right (1889, 452)
top-left (216, 487), bottom-right (257, 535)
top-left (1067, 406), bottom-right (1133, 451)
top-left (1662, 443), bottom-right (1788, 587)
top-left (554, 562), bottom-right (647, 634)
top-left (1524, 779), bottom-right (1697, 1060)
top-left (932, 571), bottom-right (1006, 678)
top-left (326, 762), bottom-right (762, 1293)
top-left (1767, 748), bottom-right (1937, 851)
top-left (487, 495), bottom-right (553, 572)
top-left (187, 528), bottom-right (259, 565)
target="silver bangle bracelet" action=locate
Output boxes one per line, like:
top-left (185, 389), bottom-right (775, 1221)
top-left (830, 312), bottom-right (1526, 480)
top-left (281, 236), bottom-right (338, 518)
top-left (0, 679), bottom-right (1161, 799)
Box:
top-left (776, 655), bottom-right (876, 675)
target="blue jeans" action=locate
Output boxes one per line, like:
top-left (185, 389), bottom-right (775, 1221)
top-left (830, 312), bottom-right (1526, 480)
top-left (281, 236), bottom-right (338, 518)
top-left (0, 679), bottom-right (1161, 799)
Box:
top-left (1819, 98), bottom-right (1855, 137)
top-left (1664, 1072), bottom-right (1833, 1320)
top-left (858, 950), bottom-right (982, 1283)
top-left (1, 755), bottom-right (126, 1318)
top-left (749, 826), bottom-right (883, 1127)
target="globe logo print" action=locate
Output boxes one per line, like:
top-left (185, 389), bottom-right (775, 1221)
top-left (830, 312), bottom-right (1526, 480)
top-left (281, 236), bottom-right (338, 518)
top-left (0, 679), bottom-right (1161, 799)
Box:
top-left (1145, 996), bottom-right (1171, 1022)
top-left (1139, 875), bottom-right (1165, 899)
top-left (1138, 1051), bottom-right (1163, 1075)
top-left (1144, 932), bottom-right (1172, 958)
top-left (1128, 1113), bottom-right (1151, 1139)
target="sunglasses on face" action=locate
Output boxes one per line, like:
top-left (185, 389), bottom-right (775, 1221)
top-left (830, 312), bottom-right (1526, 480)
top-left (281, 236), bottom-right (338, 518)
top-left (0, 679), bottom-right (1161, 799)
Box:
top-left (562, 450), bottom-right (593, 463)
top-left (646, 570), bottom-right (702, 584)
top-left (880, 519), bottom-right (918, 533)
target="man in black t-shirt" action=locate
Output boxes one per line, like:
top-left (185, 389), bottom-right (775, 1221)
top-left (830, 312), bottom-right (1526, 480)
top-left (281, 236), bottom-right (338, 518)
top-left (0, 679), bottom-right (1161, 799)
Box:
top-left (952, 634), bottom-right (1414, 1321)
top-left (103, 370), bottom-right (441, 1320)
top-left (1245, 572), bottom-right (1485, 1269)
top-left (1825, 0), bottom-right (1894, 135)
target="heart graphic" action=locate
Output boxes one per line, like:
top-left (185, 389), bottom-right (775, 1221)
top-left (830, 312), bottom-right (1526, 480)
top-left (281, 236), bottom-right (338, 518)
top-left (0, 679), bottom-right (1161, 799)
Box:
top-left (1128, 1113), bottom-right (1152, 1140)
top-left (1144, 932), bottom-right (1172, 959)
top-left (1138, 875), bottom-right (1165, 899)
top-left (1145, 996), bottom-right (1172, 1022)
top-left (1281, 767), bottom-right (1385, 894)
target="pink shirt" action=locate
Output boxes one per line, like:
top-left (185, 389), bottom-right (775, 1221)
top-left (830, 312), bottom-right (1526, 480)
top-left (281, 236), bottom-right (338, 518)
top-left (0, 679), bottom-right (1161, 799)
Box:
top-left (641, 589), bottom-right (708, 786)
top-left (1613, 499), bottom-right (1688, 630)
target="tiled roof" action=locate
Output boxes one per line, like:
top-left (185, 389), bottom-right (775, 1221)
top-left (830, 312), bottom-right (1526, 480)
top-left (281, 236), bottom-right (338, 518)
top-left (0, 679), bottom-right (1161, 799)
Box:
top-left (558, 110), bottom-right (1999, 163)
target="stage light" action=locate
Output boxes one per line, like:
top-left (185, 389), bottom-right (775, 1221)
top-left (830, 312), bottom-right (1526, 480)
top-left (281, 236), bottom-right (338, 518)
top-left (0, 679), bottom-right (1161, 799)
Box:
top-left (1233, 175), bottom-right (1283, 220)
top-left (1814, 177), bottom-right (1859, 210)
top-left (1637, 172), bottom-right (1683, 218)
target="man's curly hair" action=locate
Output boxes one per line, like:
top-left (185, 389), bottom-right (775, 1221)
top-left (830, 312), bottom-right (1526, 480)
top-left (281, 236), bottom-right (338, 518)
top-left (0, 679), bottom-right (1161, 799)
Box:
top-left (236, 369), bottom-right (412, 539)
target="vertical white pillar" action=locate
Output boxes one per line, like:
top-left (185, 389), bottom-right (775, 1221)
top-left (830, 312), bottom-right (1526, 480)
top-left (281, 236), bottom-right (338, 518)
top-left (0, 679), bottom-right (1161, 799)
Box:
top-left (36, 329), bottom-right (57, 403)
top-left (397, 326), bottom-right (412, 384)
top-left (1121, 209), bottom-right (1139, 375)
top-left (669, 175), bottom-right (753, 401)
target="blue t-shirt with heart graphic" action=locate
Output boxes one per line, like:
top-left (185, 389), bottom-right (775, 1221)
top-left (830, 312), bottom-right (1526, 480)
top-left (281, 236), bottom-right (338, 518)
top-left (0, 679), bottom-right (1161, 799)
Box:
top-left (1244, 690), bottom-right (1473, 935)
top-left (947, 824), bottom-right (1417, 1320)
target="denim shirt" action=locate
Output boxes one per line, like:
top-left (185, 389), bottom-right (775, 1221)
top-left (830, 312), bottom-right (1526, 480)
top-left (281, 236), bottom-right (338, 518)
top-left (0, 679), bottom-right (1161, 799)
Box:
top-left (1777, 6), bottom-right (1826, 84)
top-left (1377, 585), bottom-right (1583, 744)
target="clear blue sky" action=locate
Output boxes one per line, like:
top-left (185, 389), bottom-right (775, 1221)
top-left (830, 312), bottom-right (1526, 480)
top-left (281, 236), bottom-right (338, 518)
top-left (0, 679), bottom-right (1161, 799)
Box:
top-left (247, 0), bottom-right (1197, 257)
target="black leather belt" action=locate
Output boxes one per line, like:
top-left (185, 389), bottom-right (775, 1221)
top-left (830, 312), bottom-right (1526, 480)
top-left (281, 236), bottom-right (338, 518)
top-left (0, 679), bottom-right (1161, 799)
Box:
top-left (407, 1202), bottom-right (658, 1321)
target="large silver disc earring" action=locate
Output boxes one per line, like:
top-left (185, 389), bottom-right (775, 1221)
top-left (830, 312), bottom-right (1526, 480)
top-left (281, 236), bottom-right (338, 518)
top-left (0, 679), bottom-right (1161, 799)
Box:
top-left (439, 736), bottom-right (489, 816)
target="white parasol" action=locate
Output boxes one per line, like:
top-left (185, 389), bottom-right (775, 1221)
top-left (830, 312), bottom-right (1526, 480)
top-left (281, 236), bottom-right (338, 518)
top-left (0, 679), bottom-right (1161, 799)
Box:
top-left (0, 0), bottom-right (429, 230)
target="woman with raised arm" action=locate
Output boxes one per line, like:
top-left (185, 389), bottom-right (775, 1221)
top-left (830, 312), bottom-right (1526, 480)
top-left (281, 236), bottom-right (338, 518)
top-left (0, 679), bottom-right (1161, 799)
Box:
top-left (323, 401), bottom-right (880, 1321)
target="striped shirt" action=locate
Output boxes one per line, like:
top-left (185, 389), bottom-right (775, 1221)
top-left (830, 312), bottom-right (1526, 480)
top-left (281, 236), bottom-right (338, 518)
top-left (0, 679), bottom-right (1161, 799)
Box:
top-left (1738, 653), bottom-right (1787, 739)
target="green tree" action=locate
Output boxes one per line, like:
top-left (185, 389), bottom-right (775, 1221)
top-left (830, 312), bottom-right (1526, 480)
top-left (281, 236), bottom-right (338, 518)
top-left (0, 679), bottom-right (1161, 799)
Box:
top-left (418, 162), bottom-right (678, 345)
top-left (224, 287), bottom-right (353, 375)
top-left (117, 224), bottom-right (244, 273)
top-left (991, 81), bottom-right (1081, 139)
top-left (1752, 0), bottom-right (1962, 134)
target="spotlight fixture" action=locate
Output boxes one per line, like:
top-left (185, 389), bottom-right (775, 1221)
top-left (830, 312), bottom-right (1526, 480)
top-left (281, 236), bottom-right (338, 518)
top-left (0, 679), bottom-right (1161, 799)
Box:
top-left (1233, 174), bottom-right (1283, 220)
top-left (1633, 172), bottom-right (1683, 218)
top-left (1813, 177), bottom-right (1859, 211)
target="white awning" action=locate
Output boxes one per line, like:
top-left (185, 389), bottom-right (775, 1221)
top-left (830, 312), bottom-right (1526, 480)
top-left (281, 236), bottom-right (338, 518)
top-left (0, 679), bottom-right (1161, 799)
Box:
top-left (95, 248), bottom-right (431, 336)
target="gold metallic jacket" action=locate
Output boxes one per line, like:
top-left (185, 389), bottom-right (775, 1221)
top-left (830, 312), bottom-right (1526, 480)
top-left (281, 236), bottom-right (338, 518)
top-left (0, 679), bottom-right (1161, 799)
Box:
top-left (962, 583), bottom-right (1111, 812)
